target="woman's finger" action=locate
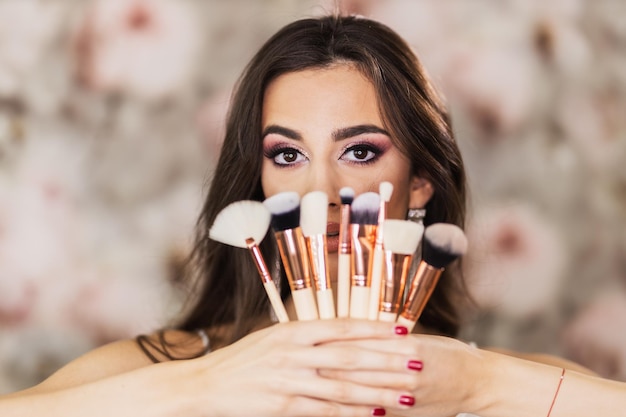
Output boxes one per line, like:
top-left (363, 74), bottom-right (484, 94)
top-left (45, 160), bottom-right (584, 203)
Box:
top-left (318, 368), bottom-right (422, 391)
top-left (271, 319), bottom-right (410, 346)
top-left (322, 337), bottom-right (421, 356)
top-left (283, 344), bottom-right (419, 373)
top-left (284, 373), bottom-right (415, 411)
top-left (279, 396), bottom-right (385, 417)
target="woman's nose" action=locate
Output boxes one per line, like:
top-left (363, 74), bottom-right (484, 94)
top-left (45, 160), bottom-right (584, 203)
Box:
top-left (304, 168), bottom-right (340, 208)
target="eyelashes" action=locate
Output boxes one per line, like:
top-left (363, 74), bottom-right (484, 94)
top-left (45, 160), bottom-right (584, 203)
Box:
top-left (263, 144), bottom-right (308, 166)
top-left (340, 142), bottom-right (383, 164)
top-left (263, 141), bottom-right (386, 167)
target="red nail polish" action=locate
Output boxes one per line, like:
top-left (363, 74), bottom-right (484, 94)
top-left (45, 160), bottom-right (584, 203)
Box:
top-left (407, 360), bottom-right (423, 371)
top-left (394, 325), bottom-right (408, 335)
top-left (399, 395), bottom-right (415, 406)
top-left (372, 407), bottom-right (386, 416)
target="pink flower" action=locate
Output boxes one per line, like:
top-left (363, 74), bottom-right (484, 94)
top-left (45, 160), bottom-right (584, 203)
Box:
top-left (196, 90), bottom-right (231, 162)
top-left (73, 0), bottom-right (200, 101)
top-left (464, 203), bottom-right (567, 319)
top-left (0, 0), bottom-right (61, 97)
top-left (562, 291), bottom-right (626, 381)
top-left (555, 88), bottom-right (625, 172)
top-left (0, 135), bottom-right (84, 327)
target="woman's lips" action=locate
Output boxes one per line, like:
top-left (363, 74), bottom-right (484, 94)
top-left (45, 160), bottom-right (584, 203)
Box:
top-left (326, 222), bottom-right (340, 253)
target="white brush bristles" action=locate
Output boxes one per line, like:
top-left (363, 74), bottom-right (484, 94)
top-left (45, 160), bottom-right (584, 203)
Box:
top-left (424, 223), bottom-right (468, 256)
top-left (350, 192), bottom-right (380, 225)
top-left (263, 191), bottom-right (300, 215)
top-left (209, 200), bottom-right (271, 248)
top-left (383, 219), bottom-right (424, 255)
top-left (379, 181), bottom-right (393, 203)
top-left (301, 191), bottom-right (328, 236)
top-left (339, 187), bottom-right (355, 204)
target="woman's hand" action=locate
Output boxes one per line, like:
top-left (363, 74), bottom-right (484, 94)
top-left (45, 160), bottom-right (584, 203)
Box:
top-left (185, 319), bottom-right (423, 417)
top-left (317, 334), bottom-right (490, 417)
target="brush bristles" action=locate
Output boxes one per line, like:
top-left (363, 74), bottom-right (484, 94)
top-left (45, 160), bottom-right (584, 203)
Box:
top-left (300, 191), bottom-right (328, 236)
top-left (209, 200), bottom-right (271, 248)
top-left (350, 192), bottom-right (380, 225)
top-left (383, 219), bottom-right (424, 255)
top-left (264, 191), bottom-right (301, 231)
top-left (422, 223), bottom-right (468, 269)
top-left (379, 181), bottom-right (393, 203)
top-left (339, 187), bottom-right (355, 205)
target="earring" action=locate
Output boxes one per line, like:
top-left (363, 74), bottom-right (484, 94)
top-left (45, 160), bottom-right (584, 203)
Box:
top-left (407, 208), bottom-right (426, 224)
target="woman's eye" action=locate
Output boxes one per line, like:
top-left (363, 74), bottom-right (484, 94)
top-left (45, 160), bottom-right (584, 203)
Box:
top-left (342, 145), bottom-right (379, 163)
top-left (273, 148), bottom-right (306, 165)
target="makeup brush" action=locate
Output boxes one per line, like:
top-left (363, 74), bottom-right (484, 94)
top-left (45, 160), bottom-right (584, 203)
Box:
top-left (397, 223), bottom-right (468, 332)
top-left (301, 191), bottom-right (335, 319)
top-left (349, 191), bottom-right (379, 319)
top-left (337, 187), bottom-right (354, 318)
top-left (378, 219), bottom-right (424, 322)
top-left (368, 181), bottom-right (393, 320)
top-left (264, 191), bottom-right (319, 321)
top-left (208, 200), bottom-right (289, 323)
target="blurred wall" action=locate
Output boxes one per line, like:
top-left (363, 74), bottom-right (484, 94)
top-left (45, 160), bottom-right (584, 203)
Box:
top-left (1, 0), bottom-right (625, 393)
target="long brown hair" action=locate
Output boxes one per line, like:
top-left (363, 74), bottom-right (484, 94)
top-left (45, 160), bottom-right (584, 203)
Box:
top-left (175, 15), bottom-right (467, 345)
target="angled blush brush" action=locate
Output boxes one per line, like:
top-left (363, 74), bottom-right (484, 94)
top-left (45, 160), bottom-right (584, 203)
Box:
top-left (378, 219), bottom-right (424, 322)
top-left (397, 223), bottom-right (468, 332)
top-left (337, 186), bottom-right (354, 318)
top-left (368, 181), bottom-right (393, 320)
top-left (264, 191), bottom-right (319, 321)
top-left (208, 200), bottom-right (289, 323)
top-left (348, 191), bottom-right (379, 319)
top-left (301, 191), bottom-right (335, 319)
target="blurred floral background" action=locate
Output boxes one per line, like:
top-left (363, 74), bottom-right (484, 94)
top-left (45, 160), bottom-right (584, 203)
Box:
top-left (1, 0), bottom-right (625, 393)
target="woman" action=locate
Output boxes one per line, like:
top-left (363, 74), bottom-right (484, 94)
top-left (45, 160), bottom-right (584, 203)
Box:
top-left (2, 14), bottom-right (626, 417)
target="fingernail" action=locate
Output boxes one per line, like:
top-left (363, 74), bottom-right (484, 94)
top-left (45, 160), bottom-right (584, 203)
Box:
top-left (394, 325), bottom-right (408, 335)
top-left (372, 407), bottom-right (386, 416)
top-left (399, 395), bottom-right (415, 406)
top-left (407, 360), bottom-right (423, 371)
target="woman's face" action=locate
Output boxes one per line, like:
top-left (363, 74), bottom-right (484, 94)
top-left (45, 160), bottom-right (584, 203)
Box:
top-left (261, 64), bottom-right (413, 255)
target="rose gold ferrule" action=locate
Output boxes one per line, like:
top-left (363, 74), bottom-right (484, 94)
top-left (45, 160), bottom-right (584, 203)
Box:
top-left (399, 262), bottom-right (443, 322)
top-left (274, 228), bottom-right (312, 291)
top-left (305, 234), bottom-right (331, 291)
top-left (339, 204), bottom-right (351, 255)
top-left (246, 238), bottom-right (272, 284)
top-left (350, 224), bottom-right (376, 287)
top-left (379, 251), bottom-right (412, 314)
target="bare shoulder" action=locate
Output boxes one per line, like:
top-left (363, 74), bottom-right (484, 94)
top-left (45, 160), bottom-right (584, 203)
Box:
top-left (18, 329), bottom-right (206, 396)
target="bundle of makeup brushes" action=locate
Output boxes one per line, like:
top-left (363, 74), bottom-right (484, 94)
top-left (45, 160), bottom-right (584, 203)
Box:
top-left (208, 182), bottom-right (468, 332)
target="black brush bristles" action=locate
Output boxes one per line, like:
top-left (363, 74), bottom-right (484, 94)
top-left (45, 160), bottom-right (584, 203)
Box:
top-left (421, 223), bottom-right (468, 269)
top-left (263, 191), bottom-right (301, 231)
top-left (339, 187), bottom-right (355, 205)
top-left (350, 192), bottom-right (380, 225)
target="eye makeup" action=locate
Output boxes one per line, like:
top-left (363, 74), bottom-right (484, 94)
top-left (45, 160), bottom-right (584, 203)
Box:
top-left (340, 142), bottom-right (387, 165)
top-left (262, 123), bottom-right (394, 168)
top-left (263, 141), bottom-right (308, 167)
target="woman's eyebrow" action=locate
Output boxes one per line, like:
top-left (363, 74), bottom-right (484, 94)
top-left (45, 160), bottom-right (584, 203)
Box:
top-left (261, 124), bottom-right (389, 141)
top-left (333, 125), bottom-right (389, 141)
top-left (261, 125), bottom-right (302, 140)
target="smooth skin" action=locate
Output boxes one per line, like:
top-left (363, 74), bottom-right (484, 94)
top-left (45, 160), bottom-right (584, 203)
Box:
top-left (2, 64), bottom-right (626, 417)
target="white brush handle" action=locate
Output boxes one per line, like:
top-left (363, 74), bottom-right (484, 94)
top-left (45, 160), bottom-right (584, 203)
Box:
top-left (396, 315), bottom-right (417, 333)
top-left (367, 245), bottom-right (385, 320)
top-left (378, 311), bottom-right (397, 322)
top-left (263, 281), bottom-right (289, 323)
top-left (349, 286), bottom-right (370, 319)
top-left (337, 253), bottom-right (351, 318)
top-left (292, 287), bottom-right (319, 321)
top-left (316, 289), bottom-right (336, 319)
